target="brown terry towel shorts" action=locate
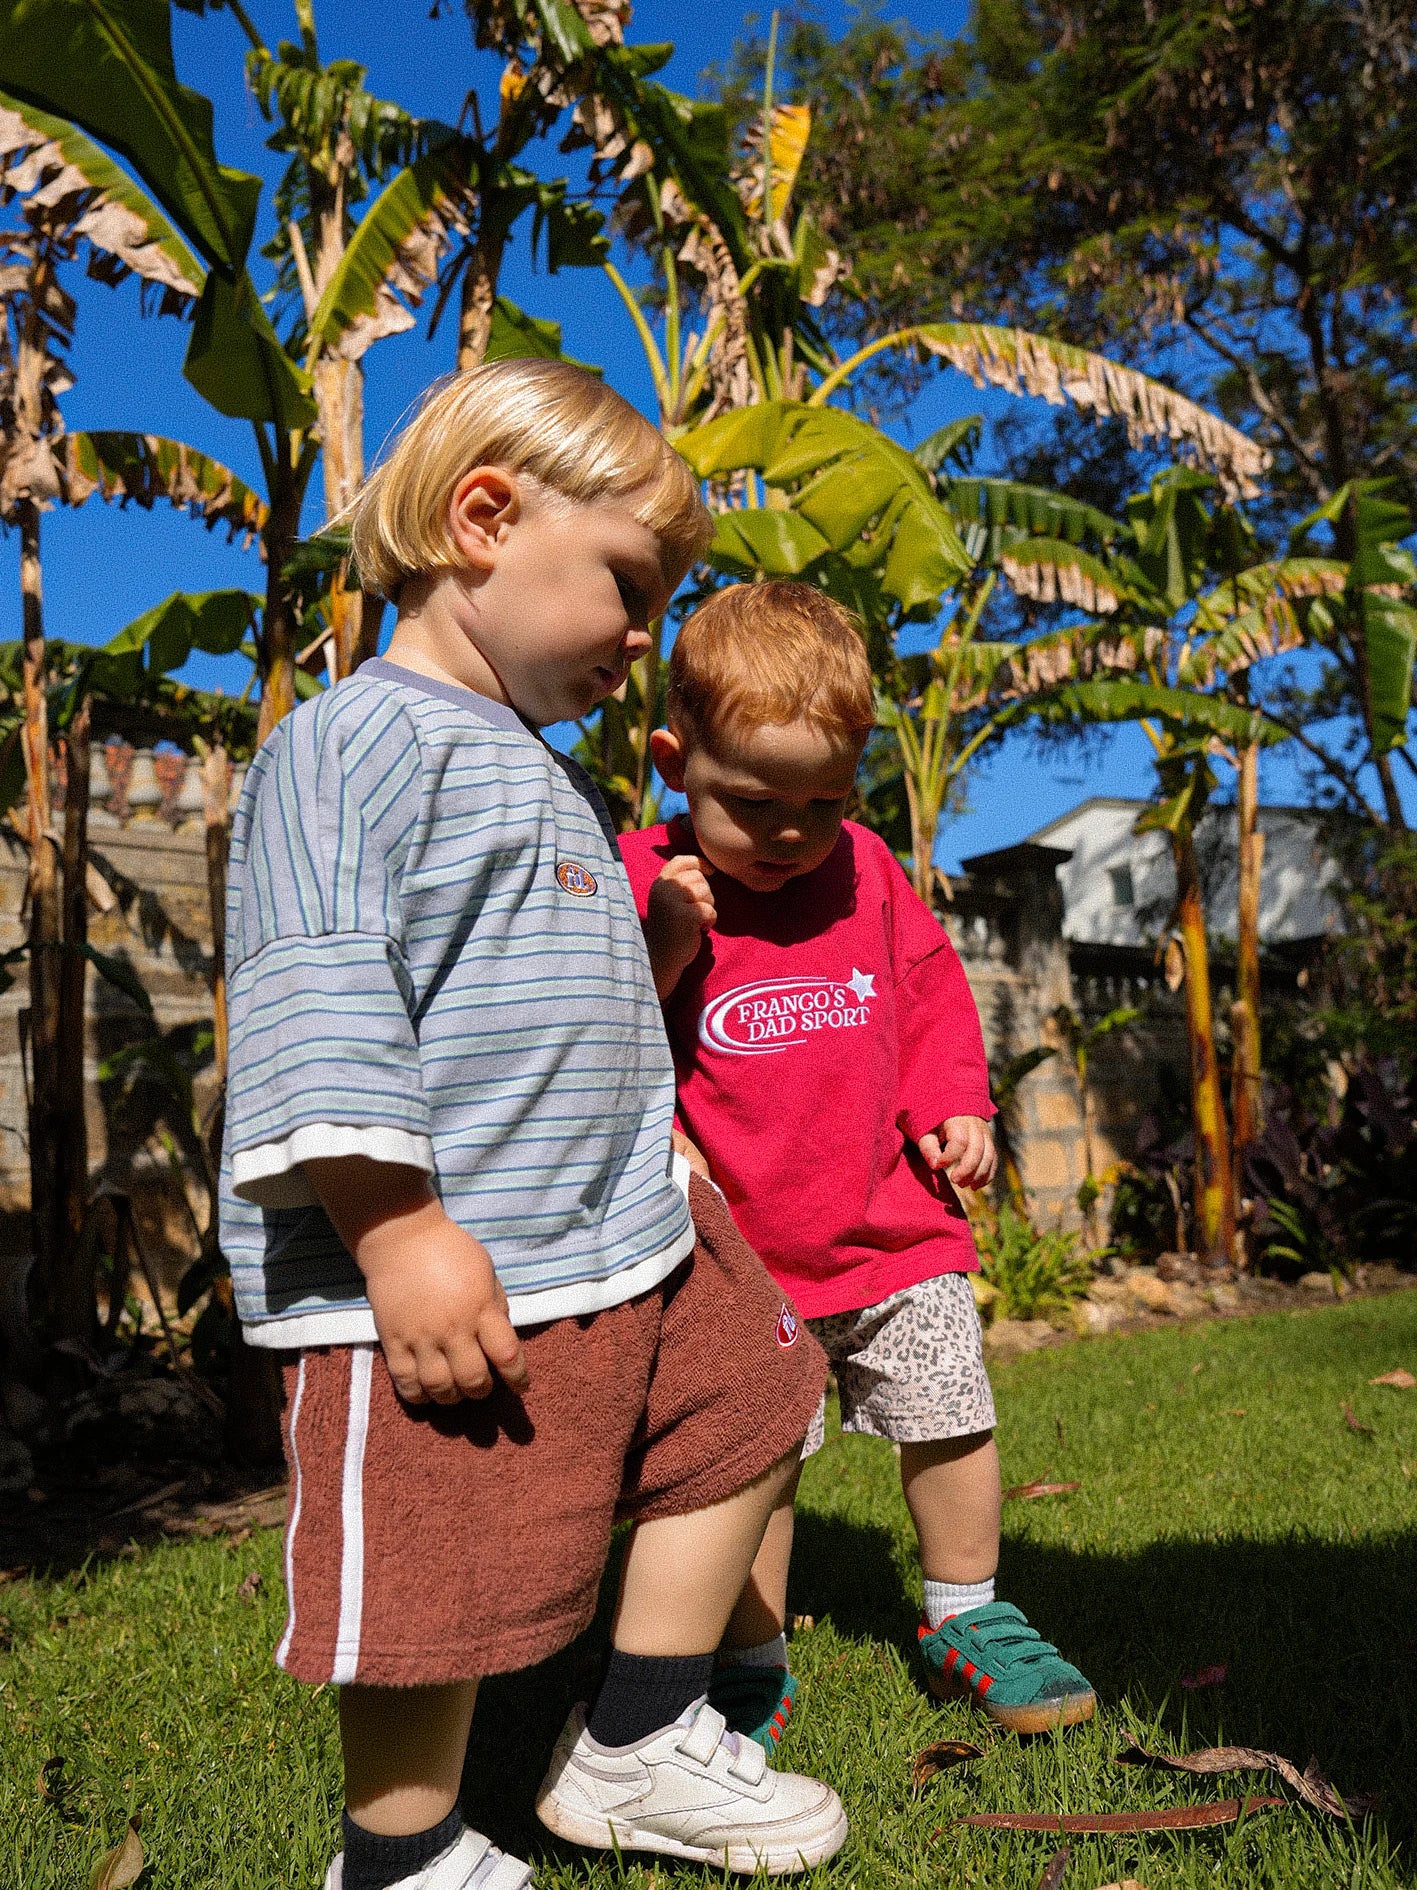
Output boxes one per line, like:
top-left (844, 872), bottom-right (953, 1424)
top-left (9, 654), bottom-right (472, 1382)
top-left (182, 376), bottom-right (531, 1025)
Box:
top-left (275, 1175), bottom-right (827, 1687)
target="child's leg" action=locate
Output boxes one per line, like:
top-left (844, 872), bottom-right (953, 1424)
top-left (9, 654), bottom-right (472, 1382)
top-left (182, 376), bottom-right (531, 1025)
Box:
top-left (536, 1179), bottom-right (847, 1870)
top-left (900, 1429), bottom-right (1001, 1596)
top-left (706, 1472), bottom-right (803, 1754)
top-left (340, 1680), bottom-right (479, 1835)
top-left (823, 1277), bottom-right (1095, 1733)
top-left (541, 1442), bottom-right (846, 1872)
top-left (583, 1444), bottom-right (800, 1748)
top-left (613, 1447), bottom-right (800, 1654)
top-left (719, 1473), bottom-right (800, 1650)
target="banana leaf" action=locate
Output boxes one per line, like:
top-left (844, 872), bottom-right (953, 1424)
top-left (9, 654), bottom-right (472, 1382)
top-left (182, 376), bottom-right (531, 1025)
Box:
top-left (0, 0), bottom-right (258, 276)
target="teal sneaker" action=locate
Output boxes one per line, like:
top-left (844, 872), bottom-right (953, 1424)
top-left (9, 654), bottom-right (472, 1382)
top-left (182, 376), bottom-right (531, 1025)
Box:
top-left (918, 1603), bottom-right (1095, 1734)
top-left (707, 1664), bottom-right (799, 1754)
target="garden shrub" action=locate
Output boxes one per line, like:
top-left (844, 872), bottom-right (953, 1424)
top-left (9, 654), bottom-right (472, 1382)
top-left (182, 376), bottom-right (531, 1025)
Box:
top-left (975, 1204), bottom-right (1096, 1323)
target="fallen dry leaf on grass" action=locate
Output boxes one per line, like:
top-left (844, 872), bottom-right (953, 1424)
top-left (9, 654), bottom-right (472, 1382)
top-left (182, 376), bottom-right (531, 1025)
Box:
top-left (912, 1740), bottom-right (986, 1787)
top-left (89, 1816), bottom-right (143, 1890)
top-left (38, 1755), bottom-right (66, 1803)
top-left (958, 1799), bottom-right (1284, 1832)
top-left (1095, 1881), bottom-right (1147, 1889)
top-left (1004, 1480), bottom-right (1081, 1501)
top-left (1181, 1664), bottom-right (1227, 1689)
top-left (1035, 1846), bottom-right (1070, 1890)
top-left (1369, 1369), bottom-right (1416, 1390)
top-left (1117, 1738), bottom-right (1376, 1819)
top-left (236, 1570), bottom-right (262, 1602)
top-left (1343, 1403), bottom-right (1376, 1438)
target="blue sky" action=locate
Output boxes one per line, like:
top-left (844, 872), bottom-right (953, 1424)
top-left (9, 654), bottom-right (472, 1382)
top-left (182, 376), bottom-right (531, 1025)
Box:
top-left (6, 0), bottom-right (1404, 862)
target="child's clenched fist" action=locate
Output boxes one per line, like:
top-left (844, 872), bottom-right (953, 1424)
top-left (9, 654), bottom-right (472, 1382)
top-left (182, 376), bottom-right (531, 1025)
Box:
top-left (645, 853), bottom-right (716, 997)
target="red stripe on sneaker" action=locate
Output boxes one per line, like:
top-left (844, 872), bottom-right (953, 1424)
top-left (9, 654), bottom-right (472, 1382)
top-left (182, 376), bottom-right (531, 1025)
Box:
top-left (976, 1672), bottom-right (994, 1696)
top-left (961, 1660), bottom-right (978, 1683)
top-left (945, 1647), bottom-right (961, 1672)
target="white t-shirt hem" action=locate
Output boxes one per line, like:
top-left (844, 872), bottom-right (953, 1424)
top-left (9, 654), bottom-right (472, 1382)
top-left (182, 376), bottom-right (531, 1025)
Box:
top-left (231, 1124), bottom-right (436, 1207)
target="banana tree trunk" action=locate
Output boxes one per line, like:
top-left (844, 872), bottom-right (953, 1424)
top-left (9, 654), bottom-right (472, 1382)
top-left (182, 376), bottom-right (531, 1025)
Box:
top-left (457, 229), bottom-right (507, 370)
top-left (1171, 825), bottom-right (1235, 1267)
top-left (1231, 739), bottom-right (1264, 1187)
top-left (902, 767), bottom-right (935, 908)
top-left (1373, 751), bottom-right (1407, 833)
top-left (50, 693), bottom-right (93, 1341)
top-left (19, 501), bottom-right (63, 1317)
top-left (313, 352), bottom-right (375, 679)
top-left (255, 457), bottom-right (306, 746)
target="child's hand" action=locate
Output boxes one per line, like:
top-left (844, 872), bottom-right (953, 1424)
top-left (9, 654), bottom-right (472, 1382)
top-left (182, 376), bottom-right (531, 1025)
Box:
top-left (304, 1156), bottom-right (529, 1405)
top-left (918, 1116), bottom-right (997, 1191)
top-left (644, 853), bottom-right (716, 998)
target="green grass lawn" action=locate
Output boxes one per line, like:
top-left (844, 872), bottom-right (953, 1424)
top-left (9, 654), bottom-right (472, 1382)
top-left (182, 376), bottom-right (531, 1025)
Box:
top-left (5, 1294), bottom-right (1417, 1889)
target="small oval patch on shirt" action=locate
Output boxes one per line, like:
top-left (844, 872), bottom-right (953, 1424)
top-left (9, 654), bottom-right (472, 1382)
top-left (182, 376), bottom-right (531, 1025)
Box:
top-left (556, 859), bottom-right (599, 897)
top-left (777, 1304), bottom-right (799, 1348)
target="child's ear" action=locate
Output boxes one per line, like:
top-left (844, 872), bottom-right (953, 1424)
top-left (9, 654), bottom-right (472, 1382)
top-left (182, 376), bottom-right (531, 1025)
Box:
top-left (650, 727), bottom-right (687, 792)
top-left (448, 466), bottom-right (519, 569)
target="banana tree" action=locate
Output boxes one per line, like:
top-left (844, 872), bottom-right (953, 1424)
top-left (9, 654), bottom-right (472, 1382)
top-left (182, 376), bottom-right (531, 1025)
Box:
top-left (987, 470), bottom-right (1343, 1264)
top-left (242, 1), bottom-right (440, 677)
top-left (0, 82), bottom-right (241, 1343)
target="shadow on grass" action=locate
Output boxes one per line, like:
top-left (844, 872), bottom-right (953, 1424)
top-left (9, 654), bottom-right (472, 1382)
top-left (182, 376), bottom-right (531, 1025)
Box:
top-left (461, 1514), bottom-right (1416, 1860)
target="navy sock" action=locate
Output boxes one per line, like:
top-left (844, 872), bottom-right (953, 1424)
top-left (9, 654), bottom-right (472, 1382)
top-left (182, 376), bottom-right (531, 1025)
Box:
top-left (340, 1805), bottom-right (462, 1890)
top-left (585, 1648), bottom-right (715, 1747)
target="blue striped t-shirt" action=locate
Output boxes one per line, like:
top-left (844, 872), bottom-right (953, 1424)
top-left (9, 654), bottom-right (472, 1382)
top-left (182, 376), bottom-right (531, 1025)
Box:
top-left (218, 660), bottom-right (692, 1349)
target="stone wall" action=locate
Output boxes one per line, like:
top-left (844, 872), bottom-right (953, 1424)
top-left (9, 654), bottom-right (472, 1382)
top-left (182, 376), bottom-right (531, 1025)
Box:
top-left (0, 745), bottom-right (235, 1271)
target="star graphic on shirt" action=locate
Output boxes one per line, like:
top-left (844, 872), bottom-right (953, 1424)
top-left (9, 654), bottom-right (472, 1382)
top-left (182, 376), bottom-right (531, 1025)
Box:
top-left (847, 967), bottom-right (876, 1002)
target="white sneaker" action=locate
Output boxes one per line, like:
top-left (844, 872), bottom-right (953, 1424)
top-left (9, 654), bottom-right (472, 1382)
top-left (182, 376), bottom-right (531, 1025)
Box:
top-left (323, 1826), bottom-right (534, 1890)
top-left (535, 1698), bottom-right (848, 1875)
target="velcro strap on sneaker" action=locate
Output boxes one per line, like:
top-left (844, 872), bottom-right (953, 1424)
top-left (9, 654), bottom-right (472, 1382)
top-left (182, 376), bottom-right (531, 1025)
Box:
top-left (477, 1853), bottom-right (534, 1890)
top-left (677, 1700), bottom-right (728, 1766)
top-left (425, 1830), bottom-right (490, 1890)
top-left (727, 1734), bottom-right (767, 1787)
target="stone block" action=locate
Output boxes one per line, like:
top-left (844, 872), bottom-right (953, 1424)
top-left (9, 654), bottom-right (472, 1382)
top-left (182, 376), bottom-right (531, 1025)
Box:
top-left (1078, 1297), bottom-right (1124, 1334)
top-left (1167, 1282), bottom-right (1208, 1318)
top-left (1123, 1268), bottom-right (1174, 1313)
top-left (1034, 1087), bottom-right (1085, 1132)
top-left (1023, 1138), bottom-right (1075, 1191)
top-left (1088, 1277), bottom-right (1129, 1304)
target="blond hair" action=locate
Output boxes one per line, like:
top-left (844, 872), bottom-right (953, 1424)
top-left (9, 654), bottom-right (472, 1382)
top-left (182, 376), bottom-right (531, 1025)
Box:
top-left (667, 581), bottom-right (875, 751)
top-left (346, 359), bottom-right (713, 599)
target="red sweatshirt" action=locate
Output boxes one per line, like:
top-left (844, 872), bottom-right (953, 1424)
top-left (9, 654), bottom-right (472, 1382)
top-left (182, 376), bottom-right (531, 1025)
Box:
top-left (619, 817), bottom-right (995, 1318)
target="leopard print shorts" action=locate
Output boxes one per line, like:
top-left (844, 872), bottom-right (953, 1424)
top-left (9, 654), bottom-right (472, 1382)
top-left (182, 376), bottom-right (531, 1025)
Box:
top-left (803, 1271), bottom-right (996, 1455)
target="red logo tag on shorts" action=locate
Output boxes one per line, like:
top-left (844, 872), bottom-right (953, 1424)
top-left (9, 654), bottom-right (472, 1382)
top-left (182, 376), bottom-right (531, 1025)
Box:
top-left (556, 859), bottom-right (598, 897)
top-left (776, 1304), bottom-right (799, 1348)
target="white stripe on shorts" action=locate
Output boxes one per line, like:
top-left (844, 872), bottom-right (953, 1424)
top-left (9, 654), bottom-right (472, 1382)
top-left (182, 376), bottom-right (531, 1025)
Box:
top-left (275, 1354), bottom-right (306, 1671)
top-left (330, 1344), bottom-right (375, 1684)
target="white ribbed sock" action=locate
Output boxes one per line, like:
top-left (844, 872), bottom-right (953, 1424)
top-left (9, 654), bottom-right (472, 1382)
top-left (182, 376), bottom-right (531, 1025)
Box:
top-left (923, 1577), bottom-right (995, 1628)
top-left (717, 1632), bottom-right (789, 1669)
